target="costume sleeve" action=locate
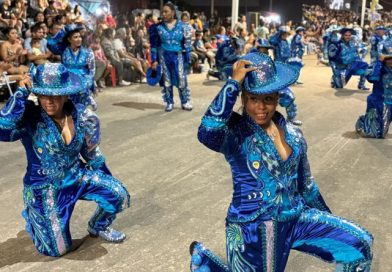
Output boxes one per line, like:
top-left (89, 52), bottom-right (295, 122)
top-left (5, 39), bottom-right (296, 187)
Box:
top-left (197, 79), bottom-right (241, 153)
top-left (182, 24), bottom-right (193, 53)
top-left (327, 43), bottom-right (339, 62)
top-left (80, 107), bottom-right (111, 175)
top-left (279, 88), bottom-right (297, 121)
top-left (47, 28), bottom-right (68, 55)
top-left (297, 136), bottom-right (331, 213)
top-left (149, 24), bottom-right (160, 63)
top-left (0, 87), bottom-right (29, 142)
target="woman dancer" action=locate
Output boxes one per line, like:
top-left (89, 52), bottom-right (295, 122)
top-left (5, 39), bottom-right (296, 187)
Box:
top-left (0, 63), bottom-right (130, 257)
top-left (149, 2), bottom-right (193, 112)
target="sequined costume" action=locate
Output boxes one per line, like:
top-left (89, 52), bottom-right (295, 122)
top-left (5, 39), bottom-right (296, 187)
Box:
top-left (149, 20), bottom-right (193, 106)
top-left (356, 38), bottom-right (392, 138)
top-left (370, 34), bottom-right (385, 65)
top-left (269, 32), bottom-right (291, 63)
top-left (0, 88), bottom-right (130, 257)
top-left (328, 37), bottom-right (368, 89)
top-left (190, 79), bottom-right (373, 272)
top-left (48, 28), bottom-right (97, 110)
top-left (207, 39), bottom-right (241, 80)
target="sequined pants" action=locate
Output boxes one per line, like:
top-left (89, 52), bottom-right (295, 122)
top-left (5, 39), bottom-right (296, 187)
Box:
top-left (159, 50), bottom-right (190, 105)
top-left (22, 169), bottom-right (130, 257)
top-left (191, 209), bottom-right (373, 272)
top-left (331, 62), bottom-right (367, 89)
top-left (356, 81), bottom-right (392, 138)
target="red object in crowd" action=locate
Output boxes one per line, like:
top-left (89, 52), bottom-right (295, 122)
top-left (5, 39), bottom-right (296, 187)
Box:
top-left (145, 20), bottom-right (154, 30)
top-left (106, 14), bottom-right (117, 28)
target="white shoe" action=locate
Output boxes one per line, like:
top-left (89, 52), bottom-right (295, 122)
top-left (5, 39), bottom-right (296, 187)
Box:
top-left (181, 102), bottom-right (193, 111)
top-left (119, 80), bottom-right (131, 86)
top-left (165, 103), bottom-right (174, 112)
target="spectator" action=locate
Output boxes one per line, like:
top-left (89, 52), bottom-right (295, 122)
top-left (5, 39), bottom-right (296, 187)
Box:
top-left (101, 28), bottom-right (131, 86)
top-left (0, 27), bottom-right (29, 75)
top-left (44, 0), bottom-right (58, 19)
top-left (90, 32), bottom-right (112, 90)
top-left (113, 27), bottom-right (147, 78)
top-left (30, 37), bottom-right (48, 65)
top-left (234, 14), bottom-right (247, 34)
top-left (25, 24), bottom-right (51, 63)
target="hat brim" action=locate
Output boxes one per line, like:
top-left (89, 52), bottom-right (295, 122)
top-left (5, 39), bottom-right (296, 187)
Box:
top-left (244, 62), bottom-right (299, 95)
top-left (146, 66), bottom-right (162, 86)
top-left (31, 71), bottom-right (85, 96)
top-left (340, 28), bottom-right (356, 35)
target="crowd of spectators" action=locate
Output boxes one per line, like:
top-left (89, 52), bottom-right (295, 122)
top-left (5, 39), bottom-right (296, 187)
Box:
top-left (0, 1), bottom-right (390, 97)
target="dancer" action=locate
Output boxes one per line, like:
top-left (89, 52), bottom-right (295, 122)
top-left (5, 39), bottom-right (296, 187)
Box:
top-left (48, 24), bottom-right (97, 110)
top-left (328, 28), bottom-right (369, 90)
top-left (290, 26), bottom-right (306, 84)
top-left (189, 52), bottom-right (373, 272)
top-left (149, 2), bottom-right (193, 112)
top-left (356, 37), bottom-right (392, 138)
top-left (0, 63), bottom-right (130, 257)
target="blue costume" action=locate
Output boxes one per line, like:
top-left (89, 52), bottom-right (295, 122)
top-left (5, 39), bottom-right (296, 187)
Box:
top-left (290, 28), bottom-right (305, 62)
top-left (0, 64), bottom-right (130, 257)
top-left (207, 38), bottom-right (241, 80)
top-left (356, 38), bottom-right (392, 138)
top-left (328, 29), bottom-right (369, 89)
top-left (47, 25), bottom-right (97, 110)
top-left (149, 20), bottom-right (193, 111)
top-left (269, 31), bottom-right (291, 63)
top-left (369, 27), bottom-right (387, 65)
top-left (190, 53), bottom-right (373, 272)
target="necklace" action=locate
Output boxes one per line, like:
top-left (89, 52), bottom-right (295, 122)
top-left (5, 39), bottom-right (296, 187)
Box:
top-left (266, 121), bottom-right (277, 141)
top-left (54, 115), bottom-right (67, 132)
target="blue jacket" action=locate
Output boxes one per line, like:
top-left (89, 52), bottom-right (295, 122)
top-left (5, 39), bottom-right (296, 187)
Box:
top-left (197, 79), bottom-right (330, 223)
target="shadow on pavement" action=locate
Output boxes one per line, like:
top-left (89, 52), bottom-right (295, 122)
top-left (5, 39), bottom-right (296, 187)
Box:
top-left (341, 131), bottom-right (361, 139)
top-left (333, 89), bottom-right (359, 97)
top-left (202, 79), bottom-right (224, 87)
top-left (0, 231), bottom-right (108, 267)
top-left (113, 101), bottom-right (163, 111)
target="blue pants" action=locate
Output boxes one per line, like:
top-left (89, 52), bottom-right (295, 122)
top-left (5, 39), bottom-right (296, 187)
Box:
top-left (191, 209), bottom-right (373, 272)
top-left (356, 81), bottom-right (392, 138)
top-left (159, 50), bottom-right (190, 105)
top-left (331, 62), bottom-right (367, 89)
top-left (22, 169), bottom-right (130, 257)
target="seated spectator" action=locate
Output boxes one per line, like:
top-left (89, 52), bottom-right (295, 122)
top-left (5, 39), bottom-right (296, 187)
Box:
top-left (44, 0), bottom-right (58, 19)
top-left (0, 0), bottom-right (17, 29)
top-left (193, 31), bottom-right (215, 68)
top-left (244, 33), bottom-right (256, 54)
top-left (24, 23), bottom-right (52, 63)
top-left (30, 37), bottom-right (48, 65)
top-left (210, 36), bottom-right (218, 50)
top-left (0, 27), bottom-right (29, 75)
top-left (90, 32), bottom-right (112, 90)
top-left (101, 28), bottom-right (131, 86)
top-left (113, 27), bottom-right (146, 78)
top-left (216, 26), bottom-right (229, 44)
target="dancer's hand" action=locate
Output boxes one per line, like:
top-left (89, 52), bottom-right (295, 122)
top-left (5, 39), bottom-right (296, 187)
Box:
top-left (231, 60), bottom-right (256, 84)
top-left (18, 75), bottom-right (32, 89)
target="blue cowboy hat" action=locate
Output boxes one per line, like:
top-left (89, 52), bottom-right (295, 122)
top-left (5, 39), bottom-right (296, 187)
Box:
top-left (30, 63), bottom-right (85, 96)
top-left (146, 65), bottom-right (162, 86)
top-left (340, 27), bottom-right (356, 35)
top-left (295, 26), bottom-right (306, 33)
top-left (375, 26), bottom-right (387, 31)
top-left (241, 52), bottom-right (299, 94)
top-left (256, 38), bottom-right (274, 49)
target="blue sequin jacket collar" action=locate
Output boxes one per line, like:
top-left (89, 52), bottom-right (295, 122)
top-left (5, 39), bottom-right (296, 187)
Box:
top-left (198, 79), bottom-right (330, 223)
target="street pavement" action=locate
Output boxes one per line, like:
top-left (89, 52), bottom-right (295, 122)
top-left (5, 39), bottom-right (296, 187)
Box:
top-left (0, 55), bottom-right (391, 271)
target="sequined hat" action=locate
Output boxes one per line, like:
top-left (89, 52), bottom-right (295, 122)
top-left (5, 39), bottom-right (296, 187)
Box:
top-left (256, 38), bottom-right (274, 49)
top-left (146, 65), bottom-right (162, 86)
top-left (295, 26), bottom-right (305, 33)
top-left (327, 25), bottom-right (342, 33)
top-left (375, 26), bottom-right (387, 31)
top-left (340, 27), bottom-right (356, 35)
top-left (30, 63), bottom-right (85, 96)
top-left (241, 52), bottom-right (299, 94)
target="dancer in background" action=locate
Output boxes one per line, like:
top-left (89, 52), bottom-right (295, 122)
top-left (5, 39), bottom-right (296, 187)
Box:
top-left (149, 2), bottom-right (193, 112)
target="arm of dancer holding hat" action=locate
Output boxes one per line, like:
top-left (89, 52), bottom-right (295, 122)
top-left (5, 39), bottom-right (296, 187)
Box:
top-left (0, 76), bottom-right (32, 142)
top-left (149, 23), bottom-right (160, 71)
top-left (198, 60), bottom-right (255, 153)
